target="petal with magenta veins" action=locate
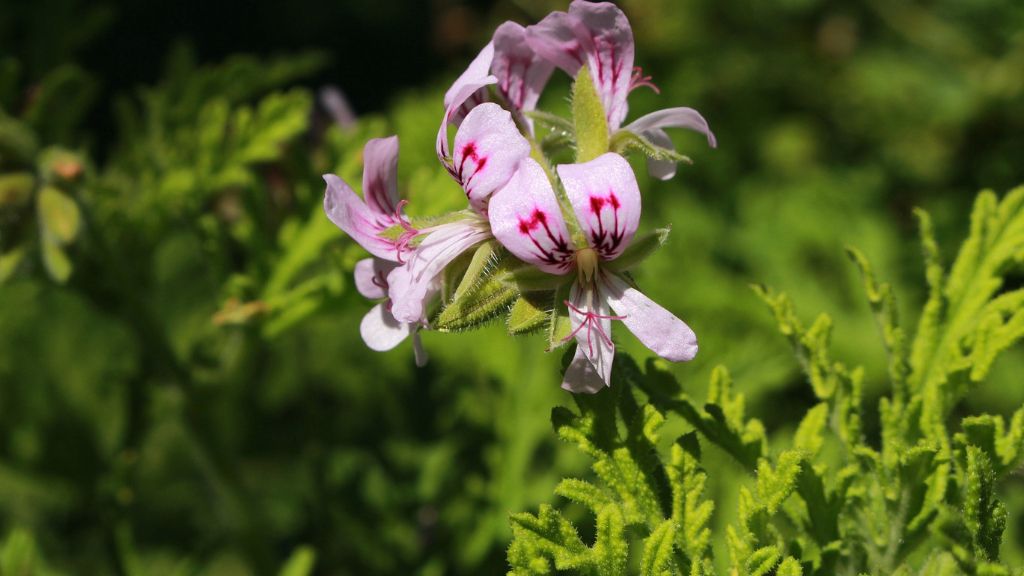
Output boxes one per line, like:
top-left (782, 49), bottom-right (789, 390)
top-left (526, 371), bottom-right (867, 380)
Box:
top-left (492, 22), bottom-right (555, 115)
top-left (566, 280), bottom-right (616, 387)
top-left (361, 136), bottom-right (401, 216)
top-left (488, 158), bottom-right (576, 275)
top-left (323, 174), bottom-right (401, 262)
top-left (443, 41), bottom-right (495, 113)
top-left (360, 302), bottom-right (414, 352)
top-left (354, 257), bottom-right (394, 300)
top-left (602, 273), bottom-right (698, 362)
top-left (524, 9), bottom-right (586, 75)
top-left (558, 153), bottom-right (640, 261)
top-left (451, 103), bottom-right (531, 212)
top-left (569, 0), bottom-right (635, 131)
top-left (623, 107), bottom-right (717, 149)
top-left (387, 220), bottom-right (490, 323)
top-left (562, 345), bottom-right (608, 393)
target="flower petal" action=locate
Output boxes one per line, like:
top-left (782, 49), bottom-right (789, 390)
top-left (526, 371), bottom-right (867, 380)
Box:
top-left (569, 0), bottom-right (635, 131)
top-left (567, 280), bottom-right (615, 386)
top-left (623, 107), bottom-right (717, 148)
top-left (361, 136), bottom-right (401, 216)
top-left (354, 258), bottom-right (393, 300)
top-left (387, 220), bottom-right (490, 323)
top-left (437, 43), bottom-right (498, 168)
top-left (562, 345), bottom-right (608, 393)
top-left (443, 41), bottom-right (496, 113)
top-left (323, 174), bottom-right (399, 261)
top-left (492, 22), bottom-right (555, 114)
top-left (360, 302), bottom-right (414, 352)
top-left (602, 273), bottom-right (698, 362)
top-left (558, 153), bottom-right (640, 261)
top-left (451, 102), bottom-right (532, 212)
top-left (524, 9), bottom-right (586, 76)
top-left (488, 158), bottom-right (575, 274)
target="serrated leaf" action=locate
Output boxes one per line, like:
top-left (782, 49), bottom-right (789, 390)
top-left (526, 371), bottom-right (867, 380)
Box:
top-left (594, 504), bottom-right (628, 576)
top-left (746, 546), bottom-right (781, 576)
top-left (794, 403), bottom-right (828, 457)
top-left (964, 446), bottom-right (1006, 561)
top-left (555, 479), bottom-right (612, 514)
top-left (640, 519), bottom-right (676, 576)
top-left (510, 505), bottom-right (591, 570)
top-left (756, 451), bottom-right (802, 515)
top-left (776, 557), bottom-right (802, 576)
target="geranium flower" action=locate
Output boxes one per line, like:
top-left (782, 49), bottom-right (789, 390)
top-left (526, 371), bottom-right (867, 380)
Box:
top-left (354, 258), bottom-right (429, 366)
top-left (437, 21), bottom-right (554, 167)
top-left (324, 136), bottom-right (418, 263)
top-left (390, 102), bottom-right (531, 323)
top-left (488, 152), bottom-right (697, 393)
top-left (525, 0), bottom-right (717, 179)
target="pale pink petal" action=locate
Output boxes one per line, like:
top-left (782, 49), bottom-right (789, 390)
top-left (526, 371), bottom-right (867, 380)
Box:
top-left (360, 302), bottom-right (414, 352)
top-left (623, 107), bottom-right (717, 148)
top-left (524, 10), bottom-right (586, 75)
top-left (602, 273), bottom-right (698, 362)
top-left (387, 221), bottom-right (490, 323)
top-left (361, 136), bottom-right (400, 216)
top-left (323, 174), bottom-right (399, 261)
top-left (437, 68), bottom-right (497, 167)
top-left (562, 345), bottom-right (608, 393)
top-left (443, 41), bottom-right (496, 113)
top-left (566, 280), bottom-right (614, 386)
top-left (354, 258), bottom-right (393, 300)
top-left (488, 158), bottom-right (575, 274)
top-left (412, 330), bottom-right (429, 367)
top-left (569, 0), bottom-right (635, 131)
top-left (557, 153), bottom-right (640, 261)
top-left (492, 22), bottom-right (555, 114)
top-left (644, 128), bottom-right (678, 181)
top-left (450, 103), bottom-right (531, 212)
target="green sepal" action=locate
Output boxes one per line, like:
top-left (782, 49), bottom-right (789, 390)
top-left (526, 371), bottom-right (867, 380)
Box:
top-left (604, 227), bottom-right (671, 273)
top-left (572, 66), bottom-right (609, 163)
top-left (507, 292), bottom-right (552, 335)
top-left (610, 129), bottom-right (692, 165)
top-left (434, 242), bottom-right (519, 332)
top-left (502, 263), bottom-right (572, 292)
top-left (548, 283), bottom-right (574, 350)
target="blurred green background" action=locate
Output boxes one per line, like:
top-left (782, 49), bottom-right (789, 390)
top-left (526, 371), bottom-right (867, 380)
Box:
top-left (1, 0), bottom-right (1023, 573)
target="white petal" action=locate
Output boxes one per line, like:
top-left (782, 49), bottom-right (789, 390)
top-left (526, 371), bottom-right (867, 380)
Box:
top-left (562, 346), bottom-right (608, 394)
top-left (602, 273), bottom-right (697, 362)
top-left (360, 302), bottom-right (413, 352)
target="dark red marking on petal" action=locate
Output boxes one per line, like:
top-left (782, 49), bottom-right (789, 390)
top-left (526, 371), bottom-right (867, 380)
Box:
top-left (563, 298), bottom-right (625, 356)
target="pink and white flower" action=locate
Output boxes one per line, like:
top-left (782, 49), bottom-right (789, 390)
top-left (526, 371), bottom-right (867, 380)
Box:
top-left (390, 102), bottom-right (532, 323)
top-left (437, 22), bottom-right (555, 166)
top-left (525, 0), bottom-right (717, 179)
top-left (324, 136), bottom-right (418, 263)
top-left (354, 258), bottom-right (429, 366)
top-left (488, 152), bottom-right (698, 393)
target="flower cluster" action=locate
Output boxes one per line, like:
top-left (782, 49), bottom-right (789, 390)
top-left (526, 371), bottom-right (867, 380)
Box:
top-left (324, 0), bottom-right (716, 392)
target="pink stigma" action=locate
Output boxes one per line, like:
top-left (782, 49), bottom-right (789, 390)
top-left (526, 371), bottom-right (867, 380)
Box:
top-left (629, 67), bottom-right (660, 94)
top-left (392, 199), bottom-right (420, 264)
top-left (562, 299), bottom-right (626, 357)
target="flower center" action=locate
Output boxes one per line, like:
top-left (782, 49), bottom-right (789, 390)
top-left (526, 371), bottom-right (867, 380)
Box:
top-left (576, 247), bottom-right (599, 284)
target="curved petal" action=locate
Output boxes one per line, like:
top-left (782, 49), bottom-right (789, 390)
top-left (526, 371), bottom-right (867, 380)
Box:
top-left (443, 41), bottom-right (496, 112)
top-left (362, 136), bottom-right (400, 216)
top-left (623, 107), bottom-right (717, 148)
top-left (492, 22), bottom-right (555, 114)
top-left (323, 174), bottom-right (399, 261)
top-left (387, 221), bottom-right (490, 323)
top-left (562, 345), bottom-right (608, 393)
top-left (569, 0), bottom-right (635, 131)
top-left (354, 258), bottom-right (394, 300)
top-left (488, 158), bottom-right (575, 275)
top-left (451, 103), bottom-right (531, 212)
top-left (360, 302), bottom-right (414, 352)
top-left (437, 69), bottom-right (497, 167)
top-left (566, 280), bottom-right (614, 386)
top-left (524, 10), bottom-right (586, 75)
top-left (602, 273), bottom-right (698, 362)
top-left (557, 153), bottom-right (640, 261)
top-left (644, 128), bottom-right (678, 181)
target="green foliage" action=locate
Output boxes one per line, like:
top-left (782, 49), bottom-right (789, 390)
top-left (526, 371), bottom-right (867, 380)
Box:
top-left (510, 188), bottom-right (1024, 575)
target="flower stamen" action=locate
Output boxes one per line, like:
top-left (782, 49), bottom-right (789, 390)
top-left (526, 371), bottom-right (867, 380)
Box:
top-left (629, 66), bottom-right (660, 94)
